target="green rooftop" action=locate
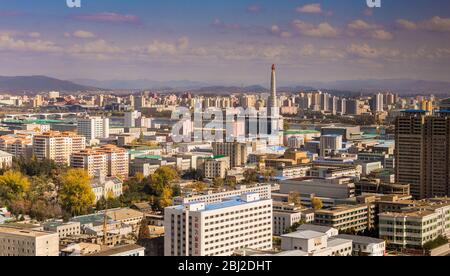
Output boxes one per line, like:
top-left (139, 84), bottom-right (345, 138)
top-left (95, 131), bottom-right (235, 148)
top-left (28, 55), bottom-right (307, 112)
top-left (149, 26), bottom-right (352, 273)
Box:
top-left (3, 119), bottom-right (64, 124)
top-left (136, 155), bottom-right (162, 160)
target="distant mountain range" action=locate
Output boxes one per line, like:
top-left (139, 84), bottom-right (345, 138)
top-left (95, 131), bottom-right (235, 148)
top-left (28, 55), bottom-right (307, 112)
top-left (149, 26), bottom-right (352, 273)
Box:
top-left (1, 75), bottom-right (450, 96)
top-left (0, 76), bottom-right (99, 93)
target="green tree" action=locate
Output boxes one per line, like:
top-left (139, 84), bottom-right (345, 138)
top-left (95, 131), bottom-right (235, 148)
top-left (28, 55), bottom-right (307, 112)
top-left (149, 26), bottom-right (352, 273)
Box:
top-left (288, 192), bottom-right (301, 206)
top-left (225, 177), bottom-right (237, 188)
top-left (243, 169), bottom-right (259, 184)
top-left (213, 177), bottom-right (224, 188)
top-left (58, 169), bottom-right (95, 216)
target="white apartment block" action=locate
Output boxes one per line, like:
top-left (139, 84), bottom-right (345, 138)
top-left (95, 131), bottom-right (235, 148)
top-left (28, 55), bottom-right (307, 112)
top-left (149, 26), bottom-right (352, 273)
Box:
top-left (173, 184), bottom-right (272, 205)
top-left (0, 226), bottom-right (59, 256)
top-left (32, 131), bottom-right (86, 166)
top-left (165, 193), bottom-right (273, 256)
top-left (77, 116), bottom-right (110, 144)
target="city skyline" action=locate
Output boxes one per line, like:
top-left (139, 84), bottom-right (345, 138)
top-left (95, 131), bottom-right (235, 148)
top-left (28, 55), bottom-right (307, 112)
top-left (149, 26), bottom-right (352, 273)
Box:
top-left (1, 0), bottom-right (450, 85)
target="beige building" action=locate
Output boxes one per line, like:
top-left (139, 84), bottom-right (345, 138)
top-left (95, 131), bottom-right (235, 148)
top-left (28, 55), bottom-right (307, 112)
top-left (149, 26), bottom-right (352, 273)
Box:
top-left (0, 134), bottom-right (33, 159)
top-left (0, 150), bottom-right (13, 169)
top-left (212, 142), bottom-right (248, 168)
top-left (314, 204), bottom-right (376, 232)
top-left (379, 200), bottom-right (450, 249)
top-left (91, 176), bottom-right (123, 203)
top-left (165, 193), bottom-right (273, 256)
top-left (70, 145), bottom-right (129, 180)
top-left (71, 149), bottom-right (108, 178)
top-left (43, 221), bottom-right (81, 239)
top-left (0, 226), bottom-right (59, 256)
top-left (32, 131), bottom-right (86, 165)
top-left (203, 156), bottom-right (230, 179)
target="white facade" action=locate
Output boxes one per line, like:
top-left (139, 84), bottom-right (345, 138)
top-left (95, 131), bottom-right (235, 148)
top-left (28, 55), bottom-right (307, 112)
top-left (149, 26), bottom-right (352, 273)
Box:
top-left (77, 116), bottom-right (110, 143)
top-left (173, 184), bottom-right (272, 205)
top-left (165, 193), bottom-right (273, 256)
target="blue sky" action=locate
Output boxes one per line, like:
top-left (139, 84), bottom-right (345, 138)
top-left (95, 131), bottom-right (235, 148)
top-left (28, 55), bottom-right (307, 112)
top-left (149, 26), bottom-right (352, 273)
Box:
top-left (1, 0), bottom-right (450, 85)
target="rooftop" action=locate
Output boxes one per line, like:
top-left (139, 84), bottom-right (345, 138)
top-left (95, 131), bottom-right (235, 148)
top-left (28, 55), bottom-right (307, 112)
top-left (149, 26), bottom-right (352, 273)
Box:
top-left (88, 244), bottom-right (144, 256)
top-left (0, 226), bottom-right (55, 238)
top-left (336, 234), bottom-right (385, 245)
top-left (281, 230), bottom-right (326, 240)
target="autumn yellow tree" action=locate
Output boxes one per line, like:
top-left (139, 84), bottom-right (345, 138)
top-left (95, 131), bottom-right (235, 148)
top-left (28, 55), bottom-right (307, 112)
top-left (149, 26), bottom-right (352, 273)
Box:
top-left (58, 169), bottom-right (95, 216)
top-left (0, 171), bottom-right (30, 203)
top-left (158, 186), bottom-right (173, 209)
top-left (311, 197), bottom-right (324, 210)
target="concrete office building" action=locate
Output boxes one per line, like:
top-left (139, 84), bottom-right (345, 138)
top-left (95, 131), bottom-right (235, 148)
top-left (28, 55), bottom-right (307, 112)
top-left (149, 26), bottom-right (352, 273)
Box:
top-left (33, 131), bottom-right (86, 166)
top-left (43, 221), bottom-right (81, 239)
top-left (164, 193), bottom-right (273, 256)
top-left (378, 200), bottom-right (450, 249)
top-left (203, 156), bottom-right (230, 179)
top-left (212, 142), bottom-right (248, 168)
top-left (272, 202), bottom-right (307, 236)
top-left (0, 226), bottom-right (59, 256)
top-left (280, 177), bottom-right (356, 199)
top-left (314, 204), bottom-right (376, 232)
top-left (174, 184), bottom-right (272, 205)
top-left (320, 135), bottom-right (343, 157)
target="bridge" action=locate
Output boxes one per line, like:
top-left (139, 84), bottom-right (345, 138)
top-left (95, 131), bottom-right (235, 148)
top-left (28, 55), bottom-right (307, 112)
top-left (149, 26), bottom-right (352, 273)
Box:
top-left (4, 112), bottom-right (86, 120)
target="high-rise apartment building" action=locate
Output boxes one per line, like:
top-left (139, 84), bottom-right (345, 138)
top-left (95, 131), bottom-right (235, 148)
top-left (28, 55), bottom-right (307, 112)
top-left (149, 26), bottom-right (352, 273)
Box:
top-left (33, 131), bottom-right (86, 166)
top-left (71, 145), bottom-right (129, 180)
top-left (395, 110), bottom-right (450, 199)
top-left (164, 193), bottom-right (273, 256)
top-left (77, 116), bottom-right (110, 144)
top-left (71, 149), bottom-right (108, 178)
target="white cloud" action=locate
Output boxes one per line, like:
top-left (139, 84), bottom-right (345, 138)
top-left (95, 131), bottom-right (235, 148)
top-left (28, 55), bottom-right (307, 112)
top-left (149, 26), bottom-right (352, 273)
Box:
top-left (397, 16), bottom-right (450, 32)
top-left (69, 39), bottom-right (121, 54)
top-left (0, 34), bottom-right (62, 53)
top-left (348, 20), bottom-right (377, 31)
top-left (73, 30), bottom-right (96, 39)
top-left (371, 29), bottom-right (393, 41)
top-left (291, 20), bottom-right (339, 38)
top-left (296, 4), bottom-right (322, 14)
